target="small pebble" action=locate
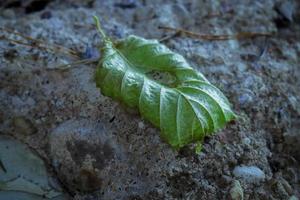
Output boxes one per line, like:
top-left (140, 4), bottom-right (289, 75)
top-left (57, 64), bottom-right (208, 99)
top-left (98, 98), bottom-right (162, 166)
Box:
top-left (233, 166), bottom-right (265, 183)
top-left (230, 180), bottom-right (244, 200)
top-left (138, 121), bottom-right (145, 129)
top-left (238, 92), bottom-right (253, 106)
top-left (242, 138), bottom-right (251, 146)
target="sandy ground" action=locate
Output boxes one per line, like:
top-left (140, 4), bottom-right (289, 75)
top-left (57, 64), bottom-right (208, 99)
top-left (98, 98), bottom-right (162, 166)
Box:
top-left (0, 0), bottom-right (299, 199)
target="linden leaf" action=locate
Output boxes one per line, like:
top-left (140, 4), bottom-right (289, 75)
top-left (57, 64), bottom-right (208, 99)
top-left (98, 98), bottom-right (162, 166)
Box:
top-left (94, 17), bottom-right (235, 149)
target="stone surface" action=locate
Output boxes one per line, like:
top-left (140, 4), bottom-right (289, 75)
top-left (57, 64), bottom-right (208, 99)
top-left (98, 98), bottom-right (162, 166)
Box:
top-left (49, 119), bottom-right (121, 193)
top-left (0, 0), bottom-right (300, 199)
top-left (0, 135), bottom-right (65, 199)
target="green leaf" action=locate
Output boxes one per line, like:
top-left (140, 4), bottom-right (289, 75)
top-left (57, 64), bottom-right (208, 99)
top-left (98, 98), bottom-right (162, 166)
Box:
top-left (94, 20), bottom-right (235, 149)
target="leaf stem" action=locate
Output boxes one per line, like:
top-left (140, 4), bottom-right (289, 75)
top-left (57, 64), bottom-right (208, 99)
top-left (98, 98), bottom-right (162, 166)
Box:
top-left (93, 16), bottom-right (108, 41)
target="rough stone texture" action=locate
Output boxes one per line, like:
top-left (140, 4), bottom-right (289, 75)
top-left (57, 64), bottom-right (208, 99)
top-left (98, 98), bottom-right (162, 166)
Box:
top-left (0, 0), bottom-right (299, 199)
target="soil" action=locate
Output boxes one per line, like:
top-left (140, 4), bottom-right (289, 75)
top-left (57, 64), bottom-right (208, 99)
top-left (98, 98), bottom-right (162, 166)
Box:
top-left (0, 0), bottom-right (299, 199)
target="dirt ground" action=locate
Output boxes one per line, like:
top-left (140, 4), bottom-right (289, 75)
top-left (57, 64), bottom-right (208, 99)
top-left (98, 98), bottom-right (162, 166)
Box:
top-left (0, 0), bottom-right (299, 199)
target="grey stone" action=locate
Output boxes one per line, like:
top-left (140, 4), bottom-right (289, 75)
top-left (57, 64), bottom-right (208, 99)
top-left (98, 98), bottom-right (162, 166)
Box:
top-left (0, 136), bottom-right (65, 199)
top-left (238, 92), bottom-right (254, 106)
top-left (233, 166), bottom-right (265, 183)
top-left (49, 118), bottom-right (122, 192)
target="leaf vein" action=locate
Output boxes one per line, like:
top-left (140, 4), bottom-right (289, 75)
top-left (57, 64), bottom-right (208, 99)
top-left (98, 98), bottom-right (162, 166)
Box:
top-left (176, 95), bottom-right (182, 146)
top-left (175, 90), bottom-right (205, 135)
top-left (178, 85), bottom-right (227, 123)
